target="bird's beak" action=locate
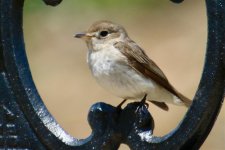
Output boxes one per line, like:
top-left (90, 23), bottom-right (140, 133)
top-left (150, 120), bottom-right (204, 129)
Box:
top-left (74, 32), bottom-right (94, 39)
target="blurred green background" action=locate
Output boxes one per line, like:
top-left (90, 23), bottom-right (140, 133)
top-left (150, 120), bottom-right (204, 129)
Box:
top-left (23, 0), bottom-right (224, 149)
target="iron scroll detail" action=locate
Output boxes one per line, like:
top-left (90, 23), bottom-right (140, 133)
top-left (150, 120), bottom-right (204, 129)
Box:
top-left (0, 0), bottom-right (224, 150)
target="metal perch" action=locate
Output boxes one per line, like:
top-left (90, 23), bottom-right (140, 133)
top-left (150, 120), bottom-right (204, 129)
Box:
top-left (0, 0), bottom-right (224, 149)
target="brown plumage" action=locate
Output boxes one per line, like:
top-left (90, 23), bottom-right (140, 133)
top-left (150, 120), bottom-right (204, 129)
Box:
top-left (75, 20), bottom-right (192, 111)
top-left (114, 41), bottom-right (192, 109)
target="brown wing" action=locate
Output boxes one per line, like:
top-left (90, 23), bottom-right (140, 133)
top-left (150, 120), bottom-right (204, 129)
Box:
top-left (114, 40), bottom-right (191, 107)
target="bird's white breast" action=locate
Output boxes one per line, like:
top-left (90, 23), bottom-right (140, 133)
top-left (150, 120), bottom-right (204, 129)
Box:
top-left (87, 45), bottom-right (155, 99)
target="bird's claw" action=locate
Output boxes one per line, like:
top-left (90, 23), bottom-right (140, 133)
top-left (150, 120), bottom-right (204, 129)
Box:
top-left (136, 94), bottom-right (149, 112)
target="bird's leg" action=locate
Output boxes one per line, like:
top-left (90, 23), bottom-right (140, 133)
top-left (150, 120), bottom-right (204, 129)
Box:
top-left (135, 94), bottom-right (149, 113)
top-left (140, 94), bottom-right (149, 108)
top-left (116, 99), bottom-right (127, 110)
top-left (140, 94), bottom-right (147, 103)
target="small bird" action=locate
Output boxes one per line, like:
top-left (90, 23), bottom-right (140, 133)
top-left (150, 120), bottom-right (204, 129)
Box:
top-left (75, 20), bottom-right (191, 111)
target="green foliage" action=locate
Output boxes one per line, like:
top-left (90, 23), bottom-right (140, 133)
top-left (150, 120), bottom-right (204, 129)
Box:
top-left (24, 0), bottom-right (166, 13)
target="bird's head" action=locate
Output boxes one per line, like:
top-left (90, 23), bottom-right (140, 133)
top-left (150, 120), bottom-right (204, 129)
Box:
top-left (75, 20), bottom-right (128, 50)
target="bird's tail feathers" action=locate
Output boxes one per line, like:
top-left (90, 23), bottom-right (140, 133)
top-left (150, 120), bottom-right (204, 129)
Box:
top-left (177, 92), bottom-right (192, 107)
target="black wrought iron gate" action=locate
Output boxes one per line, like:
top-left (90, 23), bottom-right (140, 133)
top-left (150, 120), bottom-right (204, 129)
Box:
top-left (0, 0), bottom-right (224, 149)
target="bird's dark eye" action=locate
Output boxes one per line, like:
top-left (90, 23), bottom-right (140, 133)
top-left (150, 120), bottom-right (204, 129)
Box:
top-left (99, 31), bottom-right (109, 37)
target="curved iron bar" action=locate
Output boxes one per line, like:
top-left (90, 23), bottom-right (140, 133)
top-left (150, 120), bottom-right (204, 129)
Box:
top-left (0, 0), bottom-right (224, 149)
top-left (170, 0), bottom-right (184, 3)
top-left (43, 0), bottom-right (62, 6)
